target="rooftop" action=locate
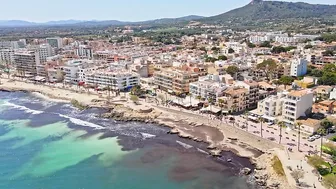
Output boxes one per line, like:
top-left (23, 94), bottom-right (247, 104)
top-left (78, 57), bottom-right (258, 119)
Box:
top-left (288, 90), bottom-right (312, 97)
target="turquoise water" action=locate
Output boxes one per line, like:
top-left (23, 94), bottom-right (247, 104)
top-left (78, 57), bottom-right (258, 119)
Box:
top-left (0, 91), bottom-right (255, 189)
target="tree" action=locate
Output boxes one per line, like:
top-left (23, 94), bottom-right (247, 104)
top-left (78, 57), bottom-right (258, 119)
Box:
top-left (208, 97), bottom-right (214, 111)
top-left (260, 41), bottom-right (272, 48)
top-left (218, 55), bottom-right (227, 61)
top-left (247, 42), bottom-right (256, 48)
top-left (271, 46), bottom-right (287, 54)
top-left (304, 44), bottom-right (313, 49)
top-left (323, 174), bottom-right (336, 189)
top-left (279, 76), bottom-right (294, 90)
top-left (258, 117), bottom-right (263, 138)
top-left (277, 121), bottom-right (286, 144)
top-left (291, 169), bottom-right (305, 185)
top-left (130, 95), bottom-right (139, 103)
top-left (322, 50), bottom-right (335, 56)
top-left (295, 122), bottom-right (302, 151)
top-left (226, 65), bottom-right (239, 76)
top-left (228, 48), bottom-right (235, 54)
top-left (256, 59), bottom-right (277, 81)
top-left (321, 119), bottom-right (334, 130)
top-left (244, 111), bottom-right (249, 132)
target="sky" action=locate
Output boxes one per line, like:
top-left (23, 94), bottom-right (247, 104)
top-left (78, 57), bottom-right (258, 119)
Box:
top-left (1, 0), bottom-right (335, 22)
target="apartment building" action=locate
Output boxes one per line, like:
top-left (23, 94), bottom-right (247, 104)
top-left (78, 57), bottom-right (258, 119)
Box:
top-left (282, 90), bottom-right (314, 126)
top-left (257, 92), bottom-right (287, 121)
top-left (0, 49), bottom-right (14, 63)
top-left (62, 60), bottom-right (92, 84)
top-left (189, 75), bottom-right (228, 101)
top-left (85, 69), bottom-right (140, 90)
top-left (219, 87), bottom-right (248, 113)
top-left (314, 85), bottom-right (333, 101)
top-left (36, 44), bottom-right (55, 63)
top-left (290, 58), bottom-right (308, 77)
top-left (14, 51), bottom-right (40, 77)
top-left (46, 37), bottom-right (63, 48)
top-left (235, 80), bottom-right (259, 109)
top-left (75, 45), bottom-right (93, 59)
top-left (154, 65), bottom-right (206, 94)
top-left (312, 100), bottom-right (336, 114)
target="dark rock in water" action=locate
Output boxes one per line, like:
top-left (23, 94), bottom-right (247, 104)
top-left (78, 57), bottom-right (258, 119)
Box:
top-left (241, 167), bottom-right (251, 175)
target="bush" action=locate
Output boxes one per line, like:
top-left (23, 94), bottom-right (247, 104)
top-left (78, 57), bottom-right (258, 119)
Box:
top-left (317, 167), bottom-right (330, 176)
top-left (330, 136), bottom-right (336, 142)
top-left (70, 99), bottom-right (88, 110)
top-left (272, 156), bottom-right (285, 176)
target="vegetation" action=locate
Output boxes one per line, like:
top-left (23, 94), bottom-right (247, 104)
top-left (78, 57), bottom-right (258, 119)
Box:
top-left (226, 66), bottom-right (239, 76)
top-left (228, 48), bottom-right (235, 54)
top-left (304, 44), bottom-right (313, 49)
top-left (247, 42), bottom-right (256, 48)
top-left (291, 169), bottom-right (305, 185)
top-left (322, 50), bottom-right (335, 57)
top-left (278, 76), bottom-right (294, 89)
top-left (318, 64), bottom-right (336, 86)
top-left (323, 174), bottom-right (336, 189)
top-left (316, 33), bottom-right (336, 43)
top-left (218, 55), bottom-right (228, 61)
top-left (70, 99), bottom-right (88, 111)
top-left (259, 41), bottom-right (272, 48)
top-left (256, 59), bottom-right (277, 81)
top-left (271, 156), bottom-right (285, 176)
top-left (271, 46), bottom-right (296, 54)
top-left (130, 95), bottom-right (139, 103)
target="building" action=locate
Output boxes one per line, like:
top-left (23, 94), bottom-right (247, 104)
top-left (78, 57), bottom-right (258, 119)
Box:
top-left (314, 85), bottom-right (333, 101)
top-left (293, 77), bottom-right (318, 89)
top-left (189, 75), bottom-right (228, 101)
top-left (282, 90), bottom-right (314, 126)
top-left (131, 59), bottom-right (154, 78)
top-left (61, 60), bottom-right (95, 84)
top-left (14, 51), bottom-right (40, 77)
top-left (219, 87), bottom-right (248, 113)
top-left (0, 49), bottom-right (14, 63)
top-left (85, 69), bottom-right (140, 90)
top-left (46, 37), bottom-right (63, 48)
top-left (296, 119), bottom-right (321, 135)
top-left (37, 44), bottom-right (54, 63)
top-left (312, 100), bottom-right (336, 114)
top-left (235, 80), bottom-right (259, 109)
top-left (257, 92), bottom-right (287, 122)
top-left (290, 58), bottom-right (308, 77)
top-left (154, 65), bottom-right (206, 94)
top-left (330, 88), bottom-right (336, 100)
top-left (75, 45), bottom-right (93, 59)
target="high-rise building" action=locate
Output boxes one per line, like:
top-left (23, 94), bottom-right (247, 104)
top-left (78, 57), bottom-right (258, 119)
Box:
top-left (38, 44), bottom-right (54, 63)
top-left (75, 45), bottom-right (93, 59)
top-left (0, 49), bottom-right (15, 63)
top-left (290, 58), bottom-right (308, 77)
top-left (282, 90), bottom-right (313, 126)
top-left (46, 37), bottom-right (63, 48)
top-left (14, 51), bottom-right (40, 77)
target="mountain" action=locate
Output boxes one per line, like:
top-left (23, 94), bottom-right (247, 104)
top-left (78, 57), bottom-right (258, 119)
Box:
top-left (201, 0), bottom-right (336, 26)
top-left (0, 15), bottom-right (204, 27)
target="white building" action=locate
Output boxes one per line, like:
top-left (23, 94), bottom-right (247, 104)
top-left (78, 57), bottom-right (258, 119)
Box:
top-left (257, 92), bottom-right (287, 121)
top-left (290, 58), bottom-right (308, 77)
top-left (282, 90), bottom-right (314, 126)
top-left (330, 88), bottom-right (336, 100)
top-left (38, 44), bottom-right (54, 63)
top-left (75, 45), bottom-right (93, 59)
top-left (189, 75), bottom-right (228, 101)
top-left (62, 60), bottom-right (93, 84)
top-left (46, 37), bottom-right (63, 48)
top-left (14, 51), bottom-right (40, 77)
top-left (85, 68), bottom-right (140, 90)
top-left (0, 49), bottom-right (14, 63)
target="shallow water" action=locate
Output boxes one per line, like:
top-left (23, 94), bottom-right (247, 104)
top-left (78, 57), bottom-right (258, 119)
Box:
top-left (0, 91), bottom-right (257, 189)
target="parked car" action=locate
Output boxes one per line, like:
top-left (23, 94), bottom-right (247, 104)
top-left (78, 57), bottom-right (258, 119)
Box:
top-left (308, 138), bottom-right (315, 142)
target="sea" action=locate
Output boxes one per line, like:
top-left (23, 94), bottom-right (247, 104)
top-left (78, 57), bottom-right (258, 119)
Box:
top-left (0, 91), bottom-right (257, 189)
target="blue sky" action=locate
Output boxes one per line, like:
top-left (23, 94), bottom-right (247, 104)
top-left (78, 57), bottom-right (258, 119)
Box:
top-left (1, 0), bottom-right (335, 22)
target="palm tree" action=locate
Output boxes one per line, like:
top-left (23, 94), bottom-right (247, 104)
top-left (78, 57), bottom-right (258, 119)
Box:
top-left (208, 98), bottom-right (214, 112)
top-left (122, 81), bottom-right (127, 97)
top-left (257, 117), bottom-right (263, 138)
top-left (244, 111), bottom-right (249, 132)
top-left (295, 122), bottom-right (303, 151)
top-left (218, 99), bottom-right (225, 121)
top-left (319, 128), bottom-right (327, 157)
top-left (187, 93), bottom-right (192, 106)
top-left (277, 121), bottom-right (286, 145)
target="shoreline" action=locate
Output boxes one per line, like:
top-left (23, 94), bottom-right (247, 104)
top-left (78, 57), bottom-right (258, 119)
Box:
top-left (0, 79), bottom-right (292, 188)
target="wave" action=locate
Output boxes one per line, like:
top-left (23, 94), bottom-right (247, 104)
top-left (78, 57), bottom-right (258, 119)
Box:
top-left (58, 114), bottom-right (105, 130)
top-left (197, 148), bottom-right (209, 155)
top-left (140, 132), bottom-right (156, 139)
top-left (176, 140), bottom-right (193, 149)
top-left (2, 101), bottom-right (43, 115)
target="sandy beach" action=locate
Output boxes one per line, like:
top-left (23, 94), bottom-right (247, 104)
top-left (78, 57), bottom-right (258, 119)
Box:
top-left (0, 78), bottom-right (294, 188)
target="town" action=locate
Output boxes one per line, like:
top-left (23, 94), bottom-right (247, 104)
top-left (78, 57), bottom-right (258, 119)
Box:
top-left (1, 18), bottom-right (336, 189)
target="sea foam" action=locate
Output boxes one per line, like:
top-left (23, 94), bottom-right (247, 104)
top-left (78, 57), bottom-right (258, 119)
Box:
top-left (3, 101), bottom-right (43, 115)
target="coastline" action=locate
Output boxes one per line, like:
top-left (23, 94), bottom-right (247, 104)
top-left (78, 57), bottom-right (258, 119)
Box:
top-left (0, 78), bottom-right (292, 188)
